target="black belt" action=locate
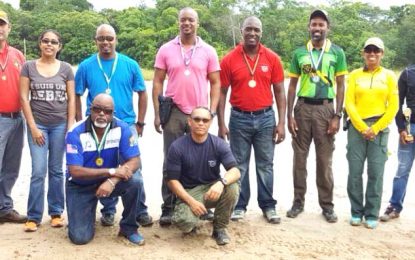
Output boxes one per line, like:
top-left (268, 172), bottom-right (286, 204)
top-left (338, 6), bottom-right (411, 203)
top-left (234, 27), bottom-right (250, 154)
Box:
top-left (232, 106), bottom-right (272, 115)
top-left (299, 97), bottom-right (333, 105)
top-left (0, 112), bottom-right (20, 118)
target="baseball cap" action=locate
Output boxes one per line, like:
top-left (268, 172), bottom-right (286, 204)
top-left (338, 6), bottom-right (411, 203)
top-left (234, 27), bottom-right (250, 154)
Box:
top-left (364, 37), bottom-right (384, 50)
top-left (309, 9), bottom-right (329, 24)
top-left (0, 10), bottom-right (9, 24)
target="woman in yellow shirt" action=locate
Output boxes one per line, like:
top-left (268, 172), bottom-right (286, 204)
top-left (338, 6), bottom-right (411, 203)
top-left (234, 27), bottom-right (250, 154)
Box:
top-left (345, 37), bottom-right (398, 229)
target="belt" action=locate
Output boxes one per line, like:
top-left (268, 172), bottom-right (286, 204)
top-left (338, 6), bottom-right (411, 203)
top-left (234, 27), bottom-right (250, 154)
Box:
top-left (0, 112), bottom-right (20, 118)
top-left (232, 106), bottom-right (272, 115)
top-left (299, 97), bottom-right (333, 105)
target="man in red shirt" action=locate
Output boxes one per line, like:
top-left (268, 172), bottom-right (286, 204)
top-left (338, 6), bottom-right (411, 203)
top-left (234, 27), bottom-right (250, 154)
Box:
top-left (0, 10), bottom-right (27, 223)
top-left (218, 16), bottom-right (286, 224)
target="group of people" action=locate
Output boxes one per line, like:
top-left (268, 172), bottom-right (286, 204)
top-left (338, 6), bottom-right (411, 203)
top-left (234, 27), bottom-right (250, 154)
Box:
top-left (0, 6), bottom-right (413, 247)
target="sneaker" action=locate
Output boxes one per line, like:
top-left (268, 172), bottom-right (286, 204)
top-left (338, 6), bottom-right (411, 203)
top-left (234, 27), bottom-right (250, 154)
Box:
top-left (322, 209), bottom-right (338, 223)
top-left (200, 209), bottom-right (214, 221)
top-left (212, 229), bottom-right (230, 246)
top-left (50, 215), bottom-right (64, 228)
top-left (230, 209), bottom-right (245, 221)
top-left (119, 231), bottom-right (145, 245)
top-left (159, 210), bottom-right (173, 226)
top-left (379, 206), bottom-right (400, 222)
top-left (263, 209), bottom-right (281, 224)
top-left (0, 209), bottom-right (27, 223)
top-left (136, 214), bottom-right (153, 227)
top-left (365, 219), bottom-right (378, 229)
top-left (349, 216), bottom-right (362, 226)
top-left (100, 214), bottom-right (115, 226)
top-left (24, 221), bottom-right (39, 232)
top-left (286, 204), bottom-right (304, 218)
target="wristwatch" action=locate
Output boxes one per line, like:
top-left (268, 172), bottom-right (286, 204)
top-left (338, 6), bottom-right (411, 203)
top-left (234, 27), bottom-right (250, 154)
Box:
top-left (136, 121), bottom-right (145, 127)
top-left (220, 177), bottom-right (228, 186)
top-left (109, 168), bottom-right (116, 176)
top-left (334, 112), bottom-right (343, 118)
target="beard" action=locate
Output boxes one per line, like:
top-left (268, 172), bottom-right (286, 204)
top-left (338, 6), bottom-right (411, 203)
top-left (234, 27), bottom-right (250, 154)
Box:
top-left (93, 119), bottom-right (108, 128)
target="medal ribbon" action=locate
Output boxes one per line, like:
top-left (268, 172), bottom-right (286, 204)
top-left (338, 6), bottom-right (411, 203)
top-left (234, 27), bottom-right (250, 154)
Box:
top-left (96, 53), bottom-right (119, 93)
top-left (0, 45), bottom-right (10, 72)
top-left (308, 40), bottom-right (326, 73)
top-left (91, 123), bottom-right (111, 160)
top-left (242, 51), bottom-right (260, 80)
top-left (179, 38), bottom-right (197, 68)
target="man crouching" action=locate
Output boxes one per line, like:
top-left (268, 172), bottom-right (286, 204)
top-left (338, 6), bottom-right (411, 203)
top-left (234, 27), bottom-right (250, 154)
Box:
top-left (65, 94), bottom-right (144, 245)
top-left (165, 107), bottom-right (240, 245)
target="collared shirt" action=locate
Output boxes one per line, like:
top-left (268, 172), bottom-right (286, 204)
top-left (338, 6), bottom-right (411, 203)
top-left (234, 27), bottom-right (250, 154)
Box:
top-left (345, 66), bottom-right (399, 134)
top-left (65, 117), bottom-right (139, 185)
top-left (0, 43), bottom-right (25, 112)
top-left (75, 52), bottom-right (146, 125)
top-left (395, 64), bottom-right (415, 131)
top-left (154, 36), bottom-right (220, 114)
top-left (220, 43), bottom-right (284, 111)
top-left (289, 39), bottom-right (348, 99)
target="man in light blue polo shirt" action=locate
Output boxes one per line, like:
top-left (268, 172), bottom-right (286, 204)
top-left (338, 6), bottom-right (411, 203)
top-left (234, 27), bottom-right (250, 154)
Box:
top-left (75, 24), bottom-right (151, 227)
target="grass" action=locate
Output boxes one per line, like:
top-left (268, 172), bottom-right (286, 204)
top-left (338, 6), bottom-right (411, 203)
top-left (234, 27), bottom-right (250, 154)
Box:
top-left (141, 68), bottom-right (154, 81)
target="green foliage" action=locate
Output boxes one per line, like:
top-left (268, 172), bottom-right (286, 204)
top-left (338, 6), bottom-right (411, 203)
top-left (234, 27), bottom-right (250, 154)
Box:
top-left (1, 0), bottom-right (414, 71)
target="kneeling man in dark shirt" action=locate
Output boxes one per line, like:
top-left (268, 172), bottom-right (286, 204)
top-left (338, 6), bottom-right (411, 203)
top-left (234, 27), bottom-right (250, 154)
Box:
top-left (165, 107), bottom-right (240, 246)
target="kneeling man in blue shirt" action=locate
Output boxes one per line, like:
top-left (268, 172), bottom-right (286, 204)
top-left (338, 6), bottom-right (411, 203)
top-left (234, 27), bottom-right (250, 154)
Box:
top-left (65, 94), bottom-right (144, 245)
top-left (165, 107), bottom-right (240, 245)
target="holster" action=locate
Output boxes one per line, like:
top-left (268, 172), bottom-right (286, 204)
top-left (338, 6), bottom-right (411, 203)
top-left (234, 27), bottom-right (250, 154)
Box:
top-left (158, 95), bottom-right (173, 126)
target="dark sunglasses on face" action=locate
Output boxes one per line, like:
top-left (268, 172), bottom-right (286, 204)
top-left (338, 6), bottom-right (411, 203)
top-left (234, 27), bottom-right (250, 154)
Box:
top-left (41, 38), bottom-right (60, 45)
top-left (364, 46), bottom-right (381, 54)
top-left (191, 116), bottom-right (211, 123)
top-left (96, 36), bottom-right (115, 42)
top-left (91, 106), bottom-right (113, 115)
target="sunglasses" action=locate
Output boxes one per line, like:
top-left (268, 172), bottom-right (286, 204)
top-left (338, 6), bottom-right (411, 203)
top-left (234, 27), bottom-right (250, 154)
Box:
top-left (95, 36), bottom-right (115, 42)
top-left (41, 38), bottom-right (60, 45)
top-left (191, 117), bottom-right (211, 123)
top-left (91, 106), bottom-right (113, 115)
top-left (364, 46), bottom-right (382, 54)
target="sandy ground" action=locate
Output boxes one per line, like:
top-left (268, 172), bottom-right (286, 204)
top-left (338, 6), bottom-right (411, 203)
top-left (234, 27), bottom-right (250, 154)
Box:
top-left (2, 81), bottom-right (415, 259)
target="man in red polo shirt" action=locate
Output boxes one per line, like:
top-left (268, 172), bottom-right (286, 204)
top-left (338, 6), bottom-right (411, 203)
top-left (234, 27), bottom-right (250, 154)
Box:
top-left (218, 16), bottom-right (286, 224)
top-left (0, 10), bottom-right (27, 224)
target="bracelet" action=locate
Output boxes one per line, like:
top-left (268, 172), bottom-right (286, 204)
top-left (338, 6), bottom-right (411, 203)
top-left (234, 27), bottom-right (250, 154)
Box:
top-left (136, 121), bottom-right (145, 127)
top-left (107, 178), bottom-right (116, 189)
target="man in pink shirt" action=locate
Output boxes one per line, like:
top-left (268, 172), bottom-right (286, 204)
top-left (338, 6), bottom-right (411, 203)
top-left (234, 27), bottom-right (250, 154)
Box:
top-left (0, 10), bottom-right (27, 224)
top-left (152, 7), bottom-right (220, 226)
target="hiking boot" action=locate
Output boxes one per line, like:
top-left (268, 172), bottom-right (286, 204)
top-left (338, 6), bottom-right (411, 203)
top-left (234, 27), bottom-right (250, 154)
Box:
top-left (349, 216), bottom-right (362, 226)
top-left (100, 213), bottom-right (115, 226)
top-left (118, 231), bottom-right (145, 245)
top-left (159, 210), bottom-right (173, 226)
top-left (200, 209), bottom-right (214, 221)
top-left (0, 209), bottom-right (27, 223)
top-left (322, 209), bottom-right (338, 223)
top-left (24, 220), bottom-right (39, 232)
top-left (379, 206), bottom-right (400, 222)
top-left (136, 214), bottom-right (154, 227)
top-left (230, 209), bottom-right (245, 221)
top-left (286, 204), bottom-right (304, 218)
top-left (263, 209), bottom-right (281, 224)
top-left (212, 229), bottom-right (230, 246)
top-left (51, 215), bottom-right (64, 228)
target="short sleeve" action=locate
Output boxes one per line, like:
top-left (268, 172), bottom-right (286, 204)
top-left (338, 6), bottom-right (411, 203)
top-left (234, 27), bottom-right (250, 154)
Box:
top-left (132, 60), bottom-right (146, 92)
top-left (119, 124), bottom-right (140, 161)
top-left (288, 52), bottom-right (300, 78)
top-left (220, 55), bottom-right (231, 88)
top-left (165, 143), bottom-right (182, 180)
top-left (335, 49), bottom-right (348, 76)
top-left (20, 61), bottom-right (30, 78)
top-left (154, 46), bottom-right (166, 70)
top-left (65, 130), bottom-right (84, 166)
top-left (63, 62), bottom-right (75, 81)
top-left (75, 61), bottom-right (87, 95)
top-left (216, 138), bottom-right (237, 170)
top-left (207, 46), bottom-right (220, 74)
top-left (271, 54), bottom-right (284, 84)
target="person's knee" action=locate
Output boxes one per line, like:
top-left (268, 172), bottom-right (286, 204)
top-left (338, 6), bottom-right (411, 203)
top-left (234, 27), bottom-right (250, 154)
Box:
top-left (68, 230), bottom-right (94, 245)
top-left (223, 183), bottom-right (239, 202)
top-left (172, 208), bottom-right (198, 232)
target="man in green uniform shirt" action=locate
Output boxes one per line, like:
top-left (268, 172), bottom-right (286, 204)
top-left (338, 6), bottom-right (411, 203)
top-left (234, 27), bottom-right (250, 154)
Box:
top-left (286, 10), bottom-right (347, 223)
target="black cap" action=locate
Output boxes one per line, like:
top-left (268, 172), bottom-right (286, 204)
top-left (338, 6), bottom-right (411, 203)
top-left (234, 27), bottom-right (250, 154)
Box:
top-left (309, 9), bottom-right (329, 24)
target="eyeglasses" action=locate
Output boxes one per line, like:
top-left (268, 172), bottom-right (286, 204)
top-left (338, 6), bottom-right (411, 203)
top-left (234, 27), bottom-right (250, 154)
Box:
top-left (91, 106), bottom-right (113, 115)
top-left (95, 36), bottom-right (115, 42)
top-left (191, 117), bottom-right (211, 123)
top-left (364, 46), bottom-right (382, 54)
top-left (41, 39), bottom-right (60, 45)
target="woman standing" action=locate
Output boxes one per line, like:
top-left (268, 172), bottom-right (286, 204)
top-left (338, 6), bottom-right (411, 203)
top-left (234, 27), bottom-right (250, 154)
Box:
top-left (345, 37), bottom-right (399, 229)
top-left (20, 30), bottom-right (75, 232)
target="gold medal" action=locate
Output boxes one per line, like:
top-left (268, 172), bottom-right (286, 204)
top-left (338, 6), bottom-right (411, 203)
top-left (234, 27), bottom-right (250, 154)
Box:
top-left (248, 79), bottom-right (256, 88)
top-left (1, 75), bottom-right (6, 81)
top-left (95, 157), bottom-right (104, 166)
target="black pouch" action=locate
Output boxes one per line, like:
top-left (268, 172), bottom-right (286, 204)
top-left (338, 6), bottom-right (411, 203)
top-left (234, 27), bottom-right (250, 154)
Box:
top-left (343, 110), bottom-right (350, 131)
top-left (158, 95), bottom-right (173, 126)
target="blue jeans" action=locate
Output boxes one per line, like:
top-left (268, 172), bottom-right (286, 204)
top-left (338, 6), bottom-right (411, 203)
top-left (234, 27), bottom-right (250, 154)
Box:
top-left (27, 122), bottom-right (66, 222)
top-left (389, 123), bottom-right (415, 213)
top-left (66, 173), bottom-right (141, 245)
top-left (100, 125), bottom-right (148, 217)
top-left (229, 108), bottom-right (277, 211)
top-left (0, 115), bottom-right (24, 217)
